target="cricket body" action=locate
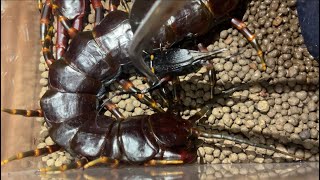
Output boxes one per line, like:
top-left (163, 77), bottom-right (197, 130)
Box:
top-left (0, 0), bottom-right (280, 172)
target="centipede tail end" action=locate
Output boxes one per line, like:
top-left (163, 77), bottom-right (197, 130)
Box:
top-left (1, 145), bottom-right (61, 166)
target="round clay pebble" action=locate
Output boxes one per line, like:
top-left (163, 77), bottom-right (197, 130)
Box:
top-left (205, 154), bottom-right (214, 162)
top-left (41, 156), bottom-right (49, 162)
top-left (111, 96), bottom-right (121, 104)
top-left (50, 152), bottom-right (58, 159)
top-left (310, 129), bottom-right (318, 139)
top-left (299, 129), bottom-right (311, 140)
top-left (287, 116), bottom-right (299, 126)
top-left (45, 137), bottom-right (55, 146)
top-left (224, 61), bottom-right (233, 71)
top-left (307, 101), bottom-right (317, 112)
top-left (245, 120), bottom-right (255, 129)
top-left (117, 101), bottom-right (126, 109)
top-left (46, 159), bottom-right (55, 167)
top-left (283, 123), bottom-right (294, 133)
top-left (222, 147), bottom-right (232, 156)
top-left (220, 30), bottom-right (228, 39)
top-left (229, 153), bottom-right (238, 163)
top-left (132, 100), bottom-right (141, 108)
top-left (212, 108), bottom-right (223, 119)
top-left (39, 78), bottom-right (48, 86)
top-left (39, 63), bottom-right (47, 71)
top-left (255, 100), bottom-right (270, 113)
top-left (54, 159), bottom-right (63, 167)
top-left (37, 143), bottom-right (46, 149)
top-left (213, 149), bottom-right (221, 158)
top-left (288, 97), bottom-right (300, 106)
top-left (296, 91), bottom-right (307, 100)
top-left (133, 107), bottom-right (143, 115)
top-left (41, 71), bottom-right (49, 78)
top-left (204, 147), bottom-right (214, 155)
top-left (198, 147), bottom-right (205, 157)
top-left (39, 129), bottom-right (49, 138)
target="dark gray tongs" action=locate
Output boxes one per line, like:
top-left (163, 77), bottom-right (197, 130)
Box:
top-left (129, 0), bottom-right (189, 84)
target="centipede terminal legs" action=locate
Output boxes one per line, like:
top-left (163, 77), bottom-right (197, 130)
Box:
top-left (1, 145), bottom-right (61, 166)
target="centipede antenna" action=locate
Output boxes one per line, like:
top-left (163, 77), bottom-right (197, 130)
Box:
top-left (1, 145), bottom-right (61, 166)
top-left (1, 108), bottom-right (43, 117)
top-left (188, 82), bottom-right (253, 124)
top-left (141, 76), bottom-right (171, 94)
top-left (38, 157), bottom-right (88, 172)
top-left (191, 128), bottom-right (302, 160)
top-left (189, 48), bottom-right (227, 61)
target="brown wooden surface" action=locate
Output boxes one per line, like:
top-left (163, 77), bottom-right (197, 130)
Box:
top-left (1, 0), bottom-right (41, 172)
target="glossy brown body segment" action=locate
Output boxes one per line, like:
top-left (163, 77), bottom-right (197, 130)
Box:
top-left (63, 31), bottom-right (121, 82)
top-left (93, 10), bottom-right (133, 66)
top-left (131, 0), bottom-right (242, 48)
top-left (103, 112), bottom-right (196, 164)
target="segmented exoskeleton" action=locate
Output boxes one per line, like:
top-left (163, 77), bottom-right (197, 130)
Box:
top-left (1, 0), bottom-right (297, 172)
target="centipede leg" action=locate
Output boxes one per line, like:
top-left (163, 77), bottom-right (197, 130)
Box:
top-left (42, 25), bottom-right (55, 66)
top-left (55, 1), bottom-right (87, 59)
top-left (103, 100), bottom-right (125, 120)
top-left (1, 108), bottom-right (43, 117)
top-left (91, 0), bottom-right (104, 26)
top-left (83, 156), bottom-right (119, 169)
top-left (189, 82), bottom-right (251, 123)
top-left (198, 43), bottom-right (216, 100)
top-left (144, 159), bottom-right (184, 166)
top-left (1, 145), bottom-right (61, 166)
top-left (231, 18), bottom-right (266, 71)
top-left (171, 77), bottom-right (182, 114)
top-left (40, 0), bottom-right (53, 46)
top-left (118, 79), bottom-right (165, 113)
top-left (71, 0), bottom-right (87, 33)
top-left (120, 0), bottom-right (131, 13)
top-left (141, 50), bottom-right (171, 108)
top-left (39, 157), bottom-right (88, 172)
top-left (55, 20), bottom-right (68, 60)
top-left (52, 6), bottom-right (79, 39)
top-left (109, 0), bottom-right (120, 11)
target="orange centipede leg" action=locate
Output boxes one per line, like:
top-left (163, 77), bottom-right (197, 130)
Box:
top-left (231, 18), bottom-right (266, 71)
